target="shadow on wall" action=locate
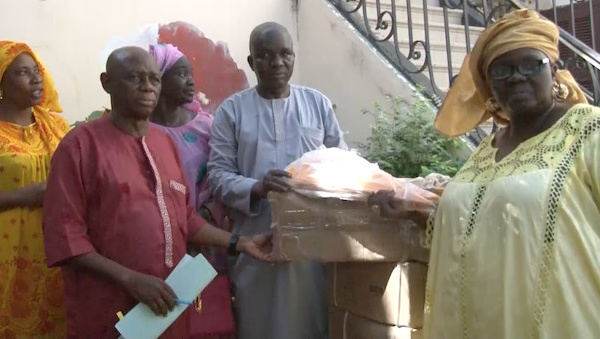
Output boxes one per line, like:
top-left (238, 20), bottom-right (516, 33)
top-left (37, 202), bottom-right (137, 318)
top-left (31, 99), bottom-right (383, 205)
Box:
top-left (159, 21), bottom-right (250, 114)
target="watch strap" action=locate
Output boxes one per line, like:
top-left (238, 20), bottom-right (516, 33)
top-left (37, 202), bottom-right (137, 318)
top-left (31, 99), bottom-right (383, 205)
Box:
top-left (228, 234), bottom-right (240, 256)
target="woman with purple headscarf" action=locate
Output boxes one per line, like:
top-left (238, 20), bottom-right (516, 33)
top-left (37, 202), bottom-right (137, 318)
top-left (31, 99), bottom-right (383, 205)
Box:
top-left (149, 43), bottom-right (235, 339)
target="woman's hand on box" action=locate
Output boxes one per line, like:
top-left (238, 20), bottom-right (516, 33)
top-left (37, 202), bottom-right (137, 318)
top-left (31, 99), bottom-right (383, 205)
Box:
top-left (367, 190), bottom-right (432, 228)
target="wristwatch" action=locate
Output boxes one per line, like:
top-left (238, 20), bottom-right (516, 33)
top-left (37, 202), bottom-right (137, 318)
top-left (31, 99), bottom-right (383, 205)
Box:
top-left (228, 234), bottom-right (240, 256)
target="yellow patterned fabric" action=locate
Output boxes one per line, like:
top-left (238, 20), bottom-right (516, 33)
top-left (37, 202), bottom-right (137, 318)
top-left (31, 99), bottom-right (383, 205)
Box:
top-left (434, 9), bottom-right (587, 136)
top-left (424, 104), bottom-right (600, 338)
top-left (0, 42), bottom-right (69, 337)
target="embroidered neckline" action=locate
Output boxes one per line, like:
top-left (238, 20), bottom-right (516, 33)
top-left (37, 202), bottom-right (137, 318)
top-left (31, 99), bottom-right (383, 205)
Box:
top-left (454, 104), bottom-right (598, 183)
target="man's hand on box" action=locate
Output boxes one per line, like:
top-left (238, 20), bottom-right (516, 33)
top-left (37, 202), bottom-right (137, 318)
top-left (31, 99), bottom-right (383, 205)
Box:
top-left (251, 170), bottom-right (292, 200)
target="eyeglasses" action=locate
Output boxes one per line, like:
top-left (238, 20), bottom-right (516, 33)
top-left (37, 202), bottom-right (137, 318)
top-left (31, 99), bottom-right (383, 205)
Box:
top-left (488, 58), bottom-right (550, 80)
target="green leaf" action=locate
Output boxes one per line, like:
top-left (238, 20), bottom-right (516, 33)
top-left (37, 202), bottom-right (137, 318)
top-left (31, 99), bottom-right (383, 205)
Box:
top-left (359, 95), bottom-right (468, 177)
top-left (87, 110), bottom-right (105, 120)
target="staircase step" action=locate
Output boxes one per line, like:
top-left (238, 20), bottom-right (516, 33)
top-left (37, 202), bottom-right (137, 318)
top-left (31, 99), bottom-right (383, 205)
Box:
top-left (430, 61), bottom-right (461, 90)
top-left (395, 39), bottom-right (467, 90)
top-left (398, 40), bottom-right (467, 69)
top-left (397, 38), bottom-right (470, 64)
top-left (351, 0), bottom-right (484, 92)
top-left (368, 17), bottom-right (483, 44)
top-left (365, 0), bottom-right (464, 26)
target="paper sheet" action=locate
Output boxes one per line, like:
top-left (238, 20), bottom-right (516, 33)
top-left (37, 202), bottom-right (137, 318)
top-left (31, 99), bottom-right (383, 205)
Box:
top-left (115, 254), bottom-right (217, 339)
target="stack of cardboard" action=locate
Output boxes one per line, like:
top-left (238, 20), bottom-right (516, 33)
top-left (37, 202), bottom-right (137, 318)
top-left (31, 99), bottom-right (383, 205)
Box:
top-left (270, 191), bottom-right (429, 263)
top-left (269, 191), bottom-right (430, 338)
top-left (328, 262), bottom-right (427, 339)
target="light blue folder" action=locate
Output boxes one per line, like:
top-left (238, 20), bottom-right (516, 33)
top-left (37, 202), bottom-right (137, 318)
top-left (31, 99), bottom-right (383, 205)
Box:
top-left (115, 254), bottom-right (217, 339)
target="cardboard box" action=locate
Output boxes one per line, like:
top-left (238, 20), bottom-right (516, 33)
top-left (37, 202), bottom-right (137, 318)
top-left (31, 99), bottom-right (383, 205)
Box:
top-left (329, 306), bottom-right (423, 339)
top-left (328, 262), bottom-right (427, 328)
top-left (270, 191), bottom-right (430, 263)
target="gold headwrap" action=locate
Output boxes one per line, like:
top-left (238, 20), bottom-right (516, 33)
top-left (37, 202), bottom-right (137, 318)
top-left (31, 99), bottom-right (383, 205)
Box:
top-left (434, 9), bottom-right (587, 137)
top-left (0, 41), bottom-right (62, 112)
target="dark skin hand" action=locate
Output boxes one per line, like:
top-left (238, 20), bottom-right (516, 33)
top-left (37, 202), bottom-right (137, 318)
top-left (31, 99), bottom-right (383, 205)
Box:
top-left (367, 190), bottom-right (430, 228)
top-left (251, 169), bottom-right (292, 200)
top-left (0, 182), bottom-right (47, 213)
top-left (16, 182), bottom-right (46, 207)
top-left (123, 271), bottom-right (176, 316)
top-left (67, 252), bottom-right (176, 317)
top-left (68, 223), bottom-right (274, 317)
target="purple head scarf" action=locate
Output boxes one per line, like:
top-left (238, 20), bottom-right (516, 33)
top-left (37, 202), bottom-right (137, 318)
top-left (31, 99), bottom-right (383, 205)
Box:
top-left (149, 43), bottom-right (202, 112)
top-left (149, 43), bottom-right (184, 76)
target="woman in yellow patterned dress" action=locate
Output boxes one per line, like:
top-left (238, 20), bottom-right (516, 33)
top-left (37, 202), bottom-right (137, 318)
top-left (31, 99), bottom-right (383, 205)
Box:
top-left (0, 41), bottom-right (68, 337)
top-left (369, 9), bottom-right (600, 338)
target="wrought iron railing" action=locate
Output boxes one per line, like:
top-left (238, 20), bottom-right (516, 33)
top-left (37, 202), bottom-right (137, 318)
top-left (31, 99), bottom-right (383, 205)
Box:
top-left (327, 0), bottom-right (600, 141)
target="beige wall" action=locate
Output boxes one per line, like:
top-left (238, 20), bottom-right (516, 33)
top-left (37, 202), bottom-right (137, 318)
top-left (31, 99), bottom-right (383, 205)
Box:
top-left (2, 0), bottom-right (427, 146)
top-left (0, 0), bottom-right (300, 123)
top-left (297, 0), bottom-right (420, 147)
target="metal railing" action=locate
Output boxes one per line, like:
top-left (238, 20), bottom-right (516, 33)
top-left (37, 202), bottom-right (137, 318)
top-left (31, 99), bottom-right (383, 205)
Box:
top-left (327, 0), bottom-right (600, 141)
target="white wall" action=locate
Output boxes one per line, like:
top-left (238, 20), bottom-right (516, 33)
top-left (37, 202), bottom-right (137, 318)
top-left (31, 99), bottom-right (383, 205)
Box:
top-left (2, 0), bottom-right (422, 146)
top-left (297, 0), bottom-right (419, 147)
top-left (538, 0), bottom-right (572, 10)
top-left (0, 0), bottom-right (300, 123)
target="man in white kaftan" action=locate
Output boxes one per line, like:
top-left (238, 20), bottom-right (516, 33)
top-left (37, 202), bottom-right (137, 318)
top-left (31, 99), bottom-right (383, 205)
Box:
top-left (207, 23), bottom-right (347, 339)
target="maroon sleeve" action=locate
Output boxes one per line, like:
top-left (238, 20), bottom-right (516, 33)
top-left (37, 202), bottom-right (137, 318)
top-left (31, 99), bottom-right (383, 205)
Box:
top-left (43, 132), bottom-right (95, 267)
top-left (187, 203), bottom-right (207, 241)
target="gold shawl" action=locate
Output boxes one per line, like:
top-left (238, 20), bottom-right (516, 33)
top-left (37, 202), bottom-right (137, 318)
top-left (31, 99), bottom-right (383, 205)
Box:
top-left (434, 9), bottom-right (587, 136)
top-left (0, 41), bottom-right (62, 113)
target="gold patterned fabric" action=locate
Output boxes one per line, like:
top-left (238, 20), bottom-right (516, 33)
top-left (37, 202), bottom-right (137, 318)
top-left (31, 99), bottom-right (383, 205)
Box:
top-left (0, 41), bottom-right (68, 338)
top-left (424, 104), bottom-right (600, 338)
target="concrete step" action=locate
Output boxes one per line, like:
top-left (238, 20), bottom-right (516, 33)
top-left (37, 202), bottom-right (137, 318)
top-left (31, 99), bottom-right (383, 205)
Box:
top-left (395, 39), bottom-right (469, 90)
top-left (365, 0), bottom-right (464, 26)
top-left (355, 0), bottom-right (484, 92)
top-left (365, 15), bottom-right (481, 90)
top-left (431, 61), bottom-right (462, 90)
top-left (397, 38), bottom-right (469, 65)
top-left (368, 17), bottom-right (483, 44)
top-left (361, 0), bottom-right (444, 8)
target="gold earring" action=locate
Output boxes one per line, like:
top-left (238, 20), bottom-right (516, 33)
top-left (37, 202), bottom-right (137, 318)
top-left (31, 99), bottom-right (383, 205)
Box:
top-left (485, 97), bottom-right (501, 114)
top-left (0, 89), bottom-right (3, 100)
top-left (552, 82), bottom-right (569, 102)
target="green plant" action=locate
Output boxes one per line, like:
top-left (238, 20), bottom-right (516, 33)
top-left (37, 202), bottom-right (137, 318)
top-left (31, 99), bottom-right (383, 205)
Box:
top-left (70, 109), bottom-right (106, 127)
top-left (359, 95), bottom-right (467, 178)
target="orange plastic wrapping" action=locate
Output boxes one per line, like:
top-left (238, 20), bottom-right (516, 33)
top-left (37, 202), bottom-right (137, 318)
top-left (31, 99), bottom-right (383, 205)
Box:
top-left (270, 148), bottom-right (448, 263)
top-left (285, 148), bottom-right (444, 212)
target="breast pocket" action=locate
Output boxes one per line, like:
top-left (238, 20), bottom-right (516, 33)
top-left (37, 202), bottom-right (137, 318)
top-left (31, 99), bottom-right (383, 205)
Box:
top-left (169, 180), bottom-right (187, 196)
top-left (301, 127), bottom-right (324, 150)
top-left (164, 179), bottom-right (189, 235)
